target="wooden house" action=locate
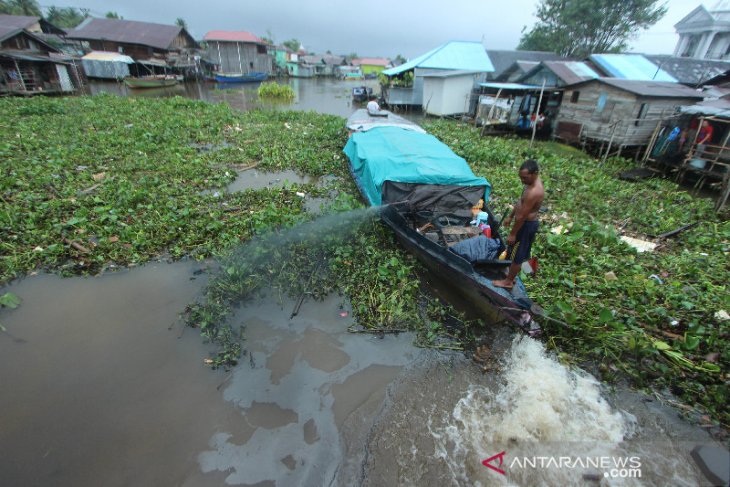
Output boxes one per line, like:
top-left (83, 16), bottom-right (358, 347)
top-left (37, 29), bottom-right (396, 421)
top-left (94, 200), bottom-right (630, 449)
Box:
top-left (67, 18), bottom-right (198, 77)
top-left (203, 30), bottom-right (273, 76)
top-left (555, 78), bottom-right (704, 153)
top-left (351, 57), bottom-right (390, 76)
top-left (1, 26), bottom-right (81, 95)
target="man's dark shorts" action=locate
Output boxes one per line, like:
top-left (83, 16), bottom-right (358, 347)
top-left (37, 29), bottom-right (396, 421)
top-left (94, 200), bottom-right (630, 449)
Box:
top-left (508, 221), bottom-right (539, 264)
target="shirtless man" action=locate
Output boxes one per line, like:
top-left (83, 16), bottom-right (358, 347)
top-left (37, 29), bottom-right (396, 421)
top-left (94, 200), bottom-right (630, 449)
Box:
top-left (493, 159), bottom-right (545, 290)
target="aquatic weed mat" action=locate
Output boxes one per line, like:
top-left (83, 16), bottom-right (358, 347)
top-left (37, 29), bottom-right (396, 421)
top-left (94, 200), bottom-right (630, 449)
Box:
top-left (0, 95), bottom-right (347, 282)
top-left (186, 201), bottom-right (480, 368)
top-left (425, 120), bottom-right (729, 431)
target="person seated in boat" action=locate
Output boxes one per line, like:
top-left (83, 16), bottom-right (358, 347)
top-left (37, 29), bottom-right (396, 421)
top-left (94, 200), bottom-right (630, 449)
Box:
top-left (367, 96), bottom-right (381, 114)
top-left (493, 159), bottom-right (544, 290)
top-left (449, 199), bottom-right (499, 261)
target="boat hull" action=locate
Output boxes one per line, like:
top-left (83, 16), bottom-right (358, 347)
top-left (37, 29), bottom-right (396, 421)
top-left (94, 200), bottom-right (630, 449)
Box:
top-left (123, 77), bottom-right (178, 89)
top-left (214, 72), bottom-right (268, 83)
top-left (379, 205), bottom-right (533, 328)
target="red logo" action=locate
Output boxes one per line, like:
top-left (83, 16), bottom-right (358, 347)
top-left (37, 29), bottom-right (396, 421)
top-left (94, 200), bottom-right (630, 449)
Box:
top-left (482, 451), bottom-right (507, 475)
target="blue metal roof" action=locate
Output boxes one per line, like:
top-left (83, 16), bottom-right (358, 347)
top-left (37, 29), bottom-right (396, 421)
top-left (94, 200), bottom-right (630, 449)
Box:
top-left (479, 82), bottom-right (540, 90)
top-left (589, 54), bottom-right (678, 82)
top-left (383, 41), bottom-right (494, 76)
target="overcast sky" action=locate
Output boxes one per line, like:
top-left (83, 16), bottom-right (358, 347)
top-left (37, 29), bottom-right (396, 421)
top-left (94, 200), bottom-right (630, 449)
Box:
top-left (68, 0), bottom-right (705, 58)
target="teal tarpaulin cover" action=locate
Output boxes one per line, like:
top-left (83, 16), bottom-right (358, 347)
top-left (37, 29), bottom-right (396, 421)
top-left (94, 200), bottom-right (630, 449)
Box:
top-left (343, 126), bottom-right (491, 206)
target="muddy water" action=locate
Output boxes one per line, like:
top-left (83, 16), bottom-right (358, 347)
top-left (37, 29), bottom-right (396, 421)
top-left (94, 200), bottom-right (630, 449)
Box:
top-left (0, 261), bottom-right (242, 487)
top-left (226, 169), bottom-right (312, 192)
top-left (360, 335), bottom-right (719, 487)
top-left (87, 78), bottom-right (381, 118)
top-left (198, 293), bottom-right (421, 486)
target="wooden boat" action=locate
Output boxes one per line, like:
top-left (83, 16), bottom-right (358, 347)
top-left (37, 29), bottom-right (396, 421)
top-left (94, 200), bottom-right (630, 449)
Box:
top-left (123, 75), bottom-right (178, 89)
top-left (352, 86), bottom-right (372, 102)
top-left (344, 109), bottom-right (540, 332)
top-left (214, 72), bottom-right (268, 83)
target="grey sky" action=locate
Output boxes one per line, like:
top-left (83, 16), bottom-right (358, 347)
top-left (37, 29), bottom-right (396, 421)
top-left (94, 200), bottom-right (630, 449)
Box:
top-left (69, 0), bottom-right (700, 59)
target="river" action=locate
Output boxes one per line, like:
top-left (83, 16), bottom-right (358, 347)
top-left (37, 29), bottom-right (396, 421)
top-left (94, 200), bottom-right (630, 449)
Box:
top-left (1, 79), bottom-right (727, 486)
top-left (85, 77), bottom-right (383, 118)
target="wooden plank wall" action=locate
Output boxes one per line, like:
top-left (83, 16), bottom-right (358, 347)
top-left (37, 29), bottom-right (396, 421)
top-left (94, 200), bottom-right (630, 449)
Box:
top-left (205, 42), bottom-right (273, 74)
top-left (557, 84), bottom-right (698, 146)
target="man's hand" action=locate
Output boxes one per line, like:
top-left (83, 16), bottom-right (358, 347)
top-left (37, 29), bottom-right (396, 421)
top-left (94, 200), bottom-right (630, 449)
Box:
top-left (506, 233), bottom-right (516, 246)
top-left (502, 216), bottom-right (512, 228)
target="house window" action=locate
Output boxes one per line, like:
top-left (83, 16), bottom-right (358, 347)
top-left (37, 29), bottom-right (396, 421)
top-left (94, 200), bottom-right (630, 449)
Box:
top-left (595, 92), bottom-right (607, 113)
top-left (635, 103), bottom-right (649, 126)
top-left (570, 91), bottom-right (580, 103)
top-left (250, 62), bottom-right (254, 69)
top-left (257, 45), bottom-right (266, 54)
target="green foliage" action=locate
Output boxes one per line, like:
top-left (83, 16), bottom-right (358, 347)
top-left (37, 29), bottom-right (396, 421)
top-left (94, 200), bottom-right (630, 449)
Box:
top-left (175, 17), bottom-right (187, 30)
top-left (44, 6), bottom-right (88, 28)
top-left (282, 39), bottom-right (300, 52)
top-left (518, 0), bottom-right (667, 57)
top-left (0, 292), bottom-right (21, 309)
top-left (1, 0), bottom-right (40, 16)
top-left (257, 82), bottom-right (295, 100)
top-left (425, 120), bottom-right (729, 426)
top-left (105, 11), bottom-right (121, 19)
top-left (379, 71), bottom-right (413, 88)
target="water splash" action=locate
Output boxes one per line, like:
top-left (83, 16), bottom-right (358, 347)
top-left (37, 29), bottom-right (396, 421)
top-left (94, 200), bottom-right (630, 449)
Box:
top-left (429, 337), bottom-right (704, 486)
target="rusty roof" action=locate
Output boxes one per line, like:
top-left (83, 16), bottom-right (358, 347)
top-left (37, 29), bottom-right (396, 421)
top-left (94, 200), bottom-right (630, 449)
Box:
top-left (0, 14), bottom-right (65, 35)
top-left (568, 78), bottom-right (704, 99)
top-left (67, 18), bottom-right (194, 50)
top-left (203, 30), bottom-right (264, 44)
top-left (538, 61), bottom-right (599, 85)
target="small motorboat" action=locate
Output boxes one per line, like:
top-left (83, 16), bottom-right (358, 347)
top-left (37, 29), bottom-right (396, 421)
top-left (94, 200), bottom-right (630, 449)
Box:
top-left (123, 75), bottom-right (178, 89)
top-left (214, 72), bottom-right (268, 83)
top-left (344, 109), bottom-right (540, 331)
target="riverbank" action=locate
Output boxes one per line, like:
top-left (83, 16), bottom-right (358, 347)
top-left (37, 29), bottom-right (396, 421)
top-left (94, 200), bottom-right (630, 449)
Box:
top-left (1, 95), bottom-right (727, 433)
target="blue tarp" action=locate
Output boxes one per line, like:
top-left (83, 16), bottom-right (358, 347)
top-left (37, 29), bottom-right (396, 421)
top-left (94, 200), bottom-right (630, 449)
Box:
top-left (343, 126), bottom-right (491, 206)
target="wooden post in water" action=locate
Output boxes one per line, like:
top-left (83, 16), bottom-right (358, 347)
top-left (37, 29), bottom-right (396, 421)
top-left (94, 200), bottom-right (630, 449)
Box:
top-left (529, 78), bottom-right (546, 149)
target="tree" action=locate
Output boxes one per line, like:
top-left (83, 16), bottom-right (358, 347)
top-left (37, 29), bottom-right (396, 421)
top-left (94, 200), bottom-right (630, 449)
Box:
top-left (2, 0), bottom-right (41, 16)
top-left (45, 6), bottom-right (89, 28)
top-left (105, 11), bottom-right (122, 19)
top-left (282, 39), bottom-right (300, 52)
top-left (175, 17), bottom-right (187, 30)
top-left (518, 0), bottom-right (667, 58)
top-left (393, 54), bottom-right (406, 65)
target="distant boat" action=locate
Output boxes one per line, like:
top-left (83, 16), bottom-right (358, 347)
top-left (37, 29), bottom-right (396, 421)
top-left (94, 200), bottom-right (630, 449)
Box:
top-left (214, 72), bottom-right (268, 83)
top-left (123, 75), bottom-right (178, 89)
top-left (352, 86), bottom-right (372, 102)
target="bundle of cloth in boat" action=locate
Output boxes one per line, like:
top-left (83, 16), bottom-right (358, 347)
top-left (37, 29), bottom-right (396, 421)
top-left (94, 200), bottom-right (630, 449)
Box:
top-left (450, 235), bottom-right (501, 262)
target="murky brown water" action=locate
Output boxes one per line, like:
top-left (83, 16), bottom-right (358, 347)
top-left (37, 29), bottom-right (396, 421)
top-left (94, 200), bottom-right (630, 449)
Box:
top-left (0, 261), bottom-right (239, 487)
top-left (86, 78), bottom-right (381, 118)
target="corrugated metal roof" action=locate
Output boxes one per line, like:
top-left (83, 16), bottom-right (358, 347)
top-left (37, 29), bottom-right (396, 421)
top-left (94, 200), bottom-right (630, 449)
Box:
top-left (82, 51), bottom-right (134, 63)
top-left (0, 14), bottom-right (65, 34)
top-left (479, 82), bottom-right (540, 90)
top-left (352, 57), bottom-right (389, 66)
top-left (539, 61), bottom-right (599, 85)
top-left (569, 78), bottom-right (704, 98)
top-left (203, 30), bottom-right (264, 44)
top-left (68, 18), bottom-right (188, 50)
top-left (485, 49), bottom-right (562, 78)
top-left (0, 14), bottom-right (38, 31)
top-left (422, 70), bottom-right (481, 78)
top-left (383, 41), bottom-right (494, 76)
top-left (644, 55), bottom-right (730, 85)
top-left (0, 50), bottom-right (65, 63)
top-left (680, 98), bottom-right (730, 118)
top-left (589, 54), bottom-right (677, 82)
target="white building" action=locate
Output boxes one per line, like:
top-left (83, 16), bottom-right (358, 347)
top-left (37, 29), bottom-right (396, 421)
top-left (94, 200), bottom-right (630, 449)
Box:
top-left (674, 1), bottom-right (730, 60)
